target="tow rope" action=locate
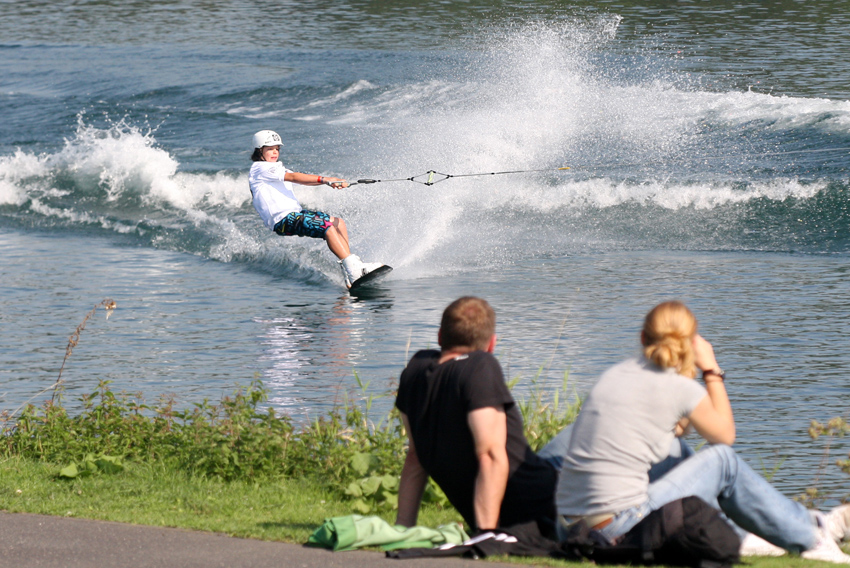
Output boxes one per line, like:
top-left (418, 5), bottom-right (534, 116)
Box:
top-left (348, 167), bottom-right (571, 187)
top-left (346, 146), bottom-right (850, 187)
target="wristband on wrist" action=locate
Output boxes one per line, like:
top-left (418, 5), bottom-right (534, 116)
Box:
top-left (702, 368), bottom-right (726, 381)
top-left (317, 176), bottom-right (324, 184)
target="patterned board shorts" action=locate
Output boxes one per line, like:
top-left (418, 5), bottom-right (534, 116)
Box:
top-left (274, 209), bottom-right (333, 239)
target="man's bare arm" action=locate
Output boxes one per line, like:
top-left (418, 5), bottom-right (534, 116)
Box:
top-left (396, 413), bottom-right (429, 527)
top-left (467, 406), bottom-right (509, 530)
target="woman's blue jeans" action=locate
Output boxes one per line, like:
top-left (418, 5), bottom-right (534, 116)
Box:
top-left (597, 444), bottom-right (817, 552)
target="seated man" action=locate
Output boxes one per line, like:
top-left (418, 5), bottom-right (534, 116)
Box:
top-left (394, 296), bottom-right (568, 537)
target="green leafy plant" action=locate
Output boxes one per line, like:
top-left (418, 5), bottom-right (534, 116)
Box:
top-left (3, 372), bottom-right (580, 516)
top-left (3, 380), bottom-right (297, 482)
top-left (59, 454), bottom-right (124, 479)
top-left (168, 381), bottom-right (295, 481)
top-left (345, 451), bottom-right (400, 513)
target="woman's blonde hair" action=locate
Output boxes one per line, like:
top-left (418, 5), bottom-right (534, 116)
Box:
top-left (642, 301), bottom-right (697, 377)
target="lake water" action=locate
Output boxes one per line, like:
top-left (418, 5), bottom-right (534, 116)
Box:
top-left (2, 0), bottom-right (849, 499)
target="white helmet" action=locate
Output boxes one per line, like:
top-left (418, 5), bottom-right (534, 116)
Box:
top-left (252, 130), bottom-right (282, 149)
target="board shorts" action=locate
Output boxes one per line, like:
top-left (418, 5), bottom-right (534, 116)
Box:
top-left (274, 209), bottom-right (333, 239)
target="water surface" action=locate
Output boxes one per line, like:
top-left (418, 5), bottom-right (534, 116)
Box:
top-left (2, 0), bottom-right (849, 498)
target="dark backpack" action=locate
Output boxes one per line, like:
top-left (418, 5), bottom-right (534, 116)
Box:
top-left (388, 497), bottom-right (740, 567)
top-left (567, 496), bottom-right (741, 568)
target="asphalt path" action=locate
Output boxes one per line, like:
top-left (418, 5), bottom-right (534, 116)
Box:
top-left (0, 512), bottom-right (517, 568)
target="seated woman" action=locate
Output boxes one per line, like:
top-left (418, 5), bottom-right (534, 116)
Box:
top-left (555, 301), bottom-right (850, 563)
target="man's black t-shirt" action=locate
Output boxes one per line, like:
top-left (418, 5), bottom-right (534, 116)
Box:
top-left (395, 349), bottom-right (557, 533)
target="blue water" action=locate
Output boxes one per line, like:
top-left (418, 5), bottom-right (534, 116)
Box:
top-left (2, 0), bottom-right (849, 498)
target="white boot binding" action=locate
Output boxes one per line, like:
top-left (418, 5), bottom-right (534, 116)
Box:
top-left (338, 260), bottom-right (352, 289)
top-left (341, 254), bottom-right (365, 285)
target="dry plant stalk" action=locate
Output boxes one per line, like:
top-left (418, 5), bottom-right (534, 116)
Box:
top-left (799, 417), bottom-right (850, 506)
top-left (51, 298), bottom-right (117, 402)
top-left (3, 299), bottom-right (118, 427)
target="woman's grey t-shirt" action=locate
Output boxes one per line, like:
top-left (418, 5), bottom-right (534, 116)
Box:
top-left (556, 357), bottom-right (707, 517)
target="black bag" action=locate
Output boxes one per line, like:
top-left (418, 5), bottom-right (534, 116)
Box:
top-left (567, 496), bottom-right (741, 568)
top-left (388, 497), bottom-right (740, 567)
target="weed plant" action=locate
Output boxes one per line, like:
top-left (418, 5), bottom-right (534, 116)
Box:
top-left (511, 370), bottom-right (581, 453)
top-left (797, 417), bottom-right (850, 507)
top-left (1, 372), bottom-right (579, 517)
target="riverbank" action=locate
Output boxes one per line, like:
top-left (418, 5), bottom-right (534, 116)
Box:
top-left (0, 378), bottom-right (568, 547)
top-left (2, 379), bottom-right (845, 567)
top-left (0, 457), bottom-right (844, 568)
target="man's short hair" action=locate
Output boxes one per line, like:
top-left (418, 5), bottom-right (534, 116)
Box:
top-left (439, 297), bottom-right (496, 351)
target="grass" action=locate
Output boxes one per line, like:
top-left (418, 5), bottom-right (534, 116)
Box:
top-left (0, 457), bottom-right (461, 542)
top-left (0, 458), bottom-right (842, 568)
top-left (2, 458), bottom-right (325, 541)
top-left (0, 374), bottom-right (566, 540)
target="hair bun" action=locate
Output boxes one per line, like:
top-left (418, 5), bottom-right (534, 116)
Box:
top-left (642, 301), bottom-right (697, 377)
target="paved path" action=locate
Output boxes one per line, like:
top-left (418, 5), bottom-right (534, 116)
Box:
top-left (0, 512), bottom-right (517, 568)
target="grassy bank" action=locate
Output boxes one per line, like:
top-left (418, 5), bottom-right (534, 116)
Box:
top-left (0, 379), bottom-right (845, 567)
top-left (0, 457), bottom-right (837, 568)
top-left (0, 457), bottom-right (459, 542)
top-left (0, 375), bottom-right (575, 540)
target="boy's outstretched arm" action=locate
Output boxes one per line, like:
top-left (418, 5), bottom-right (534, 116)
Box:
top-left (284, 171), bottom-right (348, 188)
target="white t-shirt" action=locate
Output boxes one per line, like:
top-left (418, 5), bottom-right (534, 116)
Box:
top-left (556, 357), bottom-right (707, 516)
top-left (248, 161), bottom-right (302, 230)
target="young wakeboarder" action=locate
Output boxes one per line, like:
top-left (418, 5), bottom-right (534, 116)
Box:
top-left (248, 130), bottom-right (384, 288)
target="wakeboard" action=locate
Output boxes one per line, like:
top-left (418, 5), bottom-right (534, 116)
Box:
top-left (349, 265), bottom-right (393, 291)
